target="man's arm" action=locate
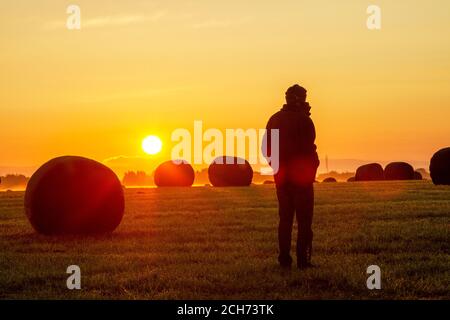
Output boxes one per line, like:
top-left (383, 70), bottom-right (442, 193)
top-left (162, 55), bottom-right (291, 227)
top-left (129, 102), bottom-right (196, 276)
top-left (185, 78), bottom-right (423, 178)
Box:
top-left (299, 116), bottom-right (318, 155)
top-left (261, 118), bottom-right (272, 160)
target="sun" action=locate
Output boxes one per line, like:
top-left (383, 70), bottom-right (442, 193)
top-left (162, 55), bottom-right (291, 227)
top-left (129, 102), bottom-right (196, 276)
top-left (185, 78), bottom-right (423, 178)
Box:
top-left (142, 135), bottom-right (162, 155)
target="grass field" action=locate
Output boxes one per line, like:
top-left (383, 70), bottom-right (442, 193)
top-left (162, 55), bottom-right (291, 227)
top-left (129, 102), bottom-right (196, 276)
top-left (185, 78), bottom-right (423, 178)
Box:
top-left (0, 181), bottom-right (449, 299)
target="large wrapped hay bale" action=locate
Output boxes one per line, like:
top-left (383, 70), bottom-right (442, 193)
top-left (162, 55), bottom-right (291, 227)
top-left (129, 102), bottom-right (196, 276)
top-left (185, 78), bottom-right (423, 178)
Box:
top-left (413, 171), bottom-right (423, 180)
top-left (355, 163), bottom-right (384, 181)
top-left (430, 147), bottom-right (450, 185)
top-left (154, 160), bottom-right (195, 187)
top-left (208, 156), bottom-right (253, 186)
top-left (322, 177), bottom-right (337, 183)
top-left (384, 162), bottom-right (415, 180)
top-left (24, 156), bottom-right (124, 235)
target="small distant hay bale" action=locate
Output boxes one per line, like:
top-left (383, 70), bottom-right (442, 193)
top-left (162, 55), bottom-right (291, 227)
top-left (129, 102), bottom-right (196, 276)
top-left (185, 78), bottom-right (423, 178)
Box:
top-left (430, 147), bottom-right (450, 185)
top-left (263, 180), bottom-right (275, 185)
top-left (24, 156), bottom-right (124, 235)
top-left (322, 177), bottom-right (337, 183)
top-left (413, 171), bottom-right (423, 180)
top-left (347, 176), bottom-right (356, 182)
top-left (154, 160), bottom-right (195, 187)
top-left (208, 156), bottom-right (253, 187)
top-left (384, 162), bottom-right (415, 180)
top-left (355, 163), bottom-right (384, 181)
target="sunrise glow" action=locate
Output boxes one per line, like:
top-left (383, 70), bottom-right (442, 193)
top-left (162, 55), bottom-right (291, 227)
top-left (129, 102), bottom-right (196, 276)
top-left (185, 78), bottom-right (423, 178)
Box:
top-left (142, 136), bottom-right (162, 155)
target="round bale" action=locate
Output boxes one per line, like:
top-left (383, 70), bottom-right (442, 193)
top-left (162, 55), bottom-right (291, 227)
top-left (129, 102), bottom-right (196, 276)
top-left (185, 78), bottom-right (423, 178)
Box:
top-left (154, 160), bottom-right (195, 187)
top-left (208, 156), bottom-right (253, 186)
top-left (413, 171), bottom-right (423, 180)
top-left (323, 177), bottom-right (337, 183)
top-left (24, 156), bottom-right (124, 235)
top-left (355, 163), bottom-right (384, 181)
top-left (430, 147), bottom-right (450, 185)
top-left (384, 162), bottom-right (415, 180)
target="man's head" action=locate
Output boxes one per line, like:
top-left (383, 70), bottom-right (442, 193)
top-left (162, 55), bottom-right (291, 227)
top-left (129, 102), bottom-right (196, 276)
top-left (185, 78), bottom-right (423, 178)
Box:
top-left (285, 84), bottom-right (307, 106)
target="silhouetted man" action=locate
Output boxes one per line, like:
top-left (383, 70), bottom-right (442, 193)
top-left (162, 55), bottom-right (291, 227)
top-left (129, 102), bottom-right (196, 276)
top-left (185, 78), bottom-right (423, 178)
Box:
top-left (262, 84), bottom-right (319, 269)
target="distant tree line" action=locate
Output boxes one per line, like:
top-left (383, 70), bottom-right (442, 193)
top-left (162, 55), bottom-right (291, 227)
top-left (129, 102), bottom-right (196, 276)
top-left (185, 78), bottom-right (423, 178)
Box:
top-left (0, 168), bottom-right (432, 190)
top-left (122, 171), bottom-right (153, 186)
top-left (317, 171), bottom-right (355, 182)
top-left (0, 174), bottom-right (30, 190)
top-left (121, 169), bottom-right (278, 187)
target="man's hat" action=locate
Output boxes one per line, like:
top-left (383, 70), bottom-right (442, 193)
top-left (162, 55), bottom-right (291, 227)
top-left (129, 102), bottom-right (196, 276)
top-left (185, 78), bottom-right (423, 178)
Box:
top-left (285, 84), bottom-right (307, 97)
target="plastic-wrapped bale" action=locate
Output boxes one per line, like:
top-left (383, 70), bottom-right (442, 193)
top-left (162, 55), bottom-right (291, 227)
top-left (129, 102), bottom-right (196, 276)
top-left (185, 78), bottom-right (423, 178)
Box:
top-left (24, 156), bottom-right (124, 235)
top-left (355, 163), bottom-right (384, 181)
top-left (430, 147), bottom-right (450, 185)
top-left (322, 177), bottom-right (337, 183)
top-left (413, 171), bottom-right (423, 180)
top-left (347, 176), bottom-right (356, 182)
top-left (384, 162), bottom-right (415, 180)
top-left (154, 160), bottom-right (195, 187)
top-left (208, 156), bottom-right (253, 186)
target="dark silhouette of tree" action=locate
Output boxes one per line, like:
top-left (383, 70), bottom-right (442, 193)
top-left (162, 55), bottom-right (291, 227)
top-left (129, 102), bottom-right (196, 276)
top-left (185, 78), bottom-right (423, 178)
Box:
top-left (0, 174), bottom-right (30, 190)
top-left (317, 171), bottom-right (354, 182)
top-left (122, 171), bottom-right (153, 186)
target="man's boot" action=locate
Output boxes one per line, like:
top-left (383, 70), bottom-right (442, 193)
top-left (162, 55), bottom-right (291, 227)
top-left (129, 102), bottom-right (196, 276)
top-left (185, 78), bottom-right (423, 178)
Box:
top-left (278, 254), bottom-right (293, 268)
top-left (297, 244), bottom-right (313, 270)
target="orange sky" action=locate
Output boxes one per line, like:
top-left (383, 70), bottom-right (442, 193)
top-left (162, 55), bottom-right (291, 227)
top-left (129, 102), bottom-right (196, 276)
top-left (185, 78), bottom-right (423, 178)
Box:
top-left (1, 0), bottom-right (449, 176)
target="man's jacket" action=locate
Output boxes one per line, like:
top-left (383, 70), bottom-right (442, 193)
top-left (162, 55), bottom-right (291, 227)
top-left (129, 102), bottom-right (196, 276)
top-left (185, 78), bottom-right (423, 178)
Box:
top-left (262, 103), bottom-right (320, 186)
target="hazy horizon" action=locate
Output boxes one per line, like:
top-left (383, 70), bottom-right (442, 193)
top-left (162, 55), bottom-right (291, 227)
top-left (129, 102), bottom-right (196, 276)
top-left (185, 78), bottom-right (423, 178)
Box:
top-left (0, 157), bottom-right (432, 178)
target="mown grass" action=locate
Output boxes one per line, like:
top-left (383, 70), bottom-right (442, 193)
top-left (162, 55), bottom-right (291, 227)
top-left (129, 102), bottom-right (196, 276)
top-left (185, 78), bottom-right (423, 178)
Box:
top-left (0, 181), bottom-right (449, 299)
